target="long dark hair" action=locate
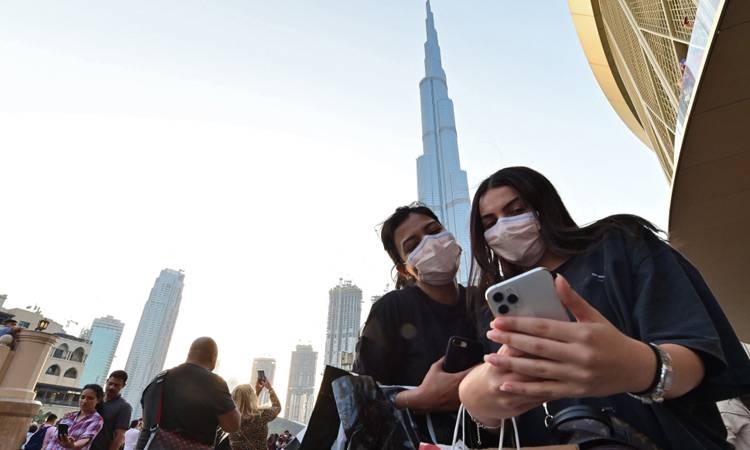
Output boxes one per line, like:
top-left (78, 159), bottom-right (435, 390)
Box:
top-left (81, 384), bottom-right (104, 413)
top-left (468, 167), bottom-right (661, 306)
top-left (381, 204), bottom-right (441, 289)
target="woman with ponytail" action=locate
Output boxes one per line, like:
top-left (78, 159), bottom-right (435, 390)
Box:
top-left (352, 203), bottom-right (480, 445)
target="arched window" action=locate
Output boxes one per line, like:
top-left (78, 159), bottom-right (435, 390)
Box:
top-left (63, 368), bottom-right (78, 379)
top-left (45, 365), bottom-right (61, 376)
top-left (53, 343), bottom-right (69, 359)
top-left (69, 347), bottom-right (85, 362)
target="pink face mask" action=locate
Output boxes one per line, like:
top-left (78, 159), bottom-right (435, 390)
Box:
top-left (406, 230), bottom-right (462, 286)
top-left (483, 212), bottom-right (545, 267)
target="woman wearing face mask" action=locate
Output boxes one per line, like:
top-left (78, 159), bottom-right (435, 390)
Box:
top-left (458, 166), bottom-right (750, 449)
top-left (352, 203), bottom-right (480, 445)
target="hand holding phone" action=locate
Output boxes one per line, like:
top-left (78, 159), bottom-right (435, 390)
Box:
top-left (257, 369), bottom-right (267, 383)
top-left (57, 423), bottom-right (69, 438)
top-left (485, 267), bottom-right (570, 322)
top-left (442, 336), bottom-right (484, 373)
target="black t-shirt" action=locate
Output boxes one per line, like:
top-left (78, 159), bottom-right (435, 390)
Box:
top-left (90, 396), bottom-right (132, 450)
top-left (353, 285), bottom-right (477, 385)
top-left (353, 285), bottom-right (478, 443)
top-left (137, 363), bottom-right (236, 447)
top-left (478, 228), bottom-right (750, 449)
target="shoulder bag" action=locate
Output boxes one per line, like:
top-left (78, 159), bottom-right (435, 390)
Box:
top-left (143, 371), bottom-right (214, 450)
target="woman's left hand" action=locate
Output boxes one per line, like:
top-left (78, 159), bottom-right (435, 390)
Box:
top-left (484, 275), bottom-right (655, 400)
top-left (58, 435), bottom-right (76, 449)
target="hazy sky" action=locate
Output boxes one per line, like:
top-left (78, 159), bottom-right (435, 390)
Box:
top-left (0, 1), bottom-right (669, 411)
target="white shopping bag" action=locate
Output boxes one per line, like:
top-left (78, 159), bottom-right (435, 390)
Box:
top-left (451, 404), bottom-right (520, 450)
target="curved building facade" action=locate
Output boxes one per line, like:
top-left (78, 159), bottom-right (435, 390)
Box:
top-left (569, 0), bottom-right (750, 340)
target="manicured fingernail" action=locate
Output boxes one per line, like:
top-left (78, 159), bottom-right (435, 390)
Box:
top-left (500, 383), bottom-right (513, 392)
top-left (487, 330), bottom-right (506, 342)
top-left (484, 354), bottom-right (500, 364)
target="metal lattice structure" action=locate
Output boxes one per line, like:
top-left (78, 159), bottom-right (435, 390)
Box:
top-left (595, 0), bottom-right (696, 181)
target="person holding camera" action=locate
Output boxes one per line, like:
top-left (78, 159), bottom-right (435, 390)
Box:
top-left (457, 166), bottom-right (750, 449)
top-left (352, 203), bottom-right (481, 444)
top-left (43, 384), bottom-right (104, 450)
top-left (228, 379), bottom-right (281, 450)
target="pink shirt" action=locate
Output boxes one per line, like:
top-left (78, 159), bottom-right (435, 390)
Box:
top-left (44, 410), bottom-right (103, 450)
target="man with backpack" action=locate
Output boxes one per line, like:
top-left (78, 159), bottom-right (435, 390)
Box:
top-left (23, 413), bottom-right (57, 450)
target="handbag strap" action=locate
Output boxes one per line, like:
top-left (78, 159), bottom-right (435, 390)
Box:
top-left (152, 370), bottom-right (169, 428)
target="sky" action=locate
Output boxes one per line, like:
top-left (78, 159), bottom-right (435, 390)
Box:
top-left (0, 1), bottom-right (670, 412)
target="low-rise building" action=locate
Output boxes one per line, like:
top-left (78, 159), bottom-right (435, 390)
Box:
top-left (0, 305), bottom-right (91, 418)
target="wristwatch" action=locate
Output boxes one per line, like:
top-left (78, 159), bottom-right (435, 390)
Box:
top-left (628, 343), bottom-right (673, 404)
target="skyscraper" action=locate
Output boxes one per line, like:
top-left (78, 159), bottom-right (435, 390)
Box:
top-left (285, 344), bottom-right (317, 424)
top-left (79, 315), bottom-right (125, 386)
top-left (324, 279), bottom-right (361, 369)
top-left (122, 268), bottom-right (185, 417)
top-left (416, 1), bottom-right (472, 282)
top-left (250, 357), bottom-right (276, 405)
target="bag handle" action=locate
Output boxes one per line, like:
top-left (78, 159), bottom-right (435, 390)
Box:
top-left (498, 416), bottom-right (520, 450)
top-left (452, 404), bottom-right (520, 450)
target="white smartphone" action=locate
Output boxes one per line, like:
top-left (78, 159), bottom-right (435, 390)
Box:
top-left (485, 267), bottom-right (570, 321)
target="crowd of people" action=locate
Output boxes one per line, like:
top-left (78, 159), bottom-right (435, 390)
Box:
top-left (265, 431), bottom-right (294, 449)
top-left (20, 370), bottom-right (133, 450)
top-left (18, 338), bottom-right (291, 450)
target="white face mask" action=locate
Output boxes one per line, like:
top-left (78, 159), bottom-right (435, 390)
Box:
top-left (483, 211), bottom-right (545, 267)
top-left (405, 230), bottom-right (462, 286)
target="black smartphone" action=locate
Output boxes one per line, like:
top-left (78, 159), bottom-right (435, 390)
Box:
top-left (57, 423), bottom-right (69, 437)
top-left (257, 369), bottom-right (266, 382)
top-left (442, 336), bottom-right (484, 373)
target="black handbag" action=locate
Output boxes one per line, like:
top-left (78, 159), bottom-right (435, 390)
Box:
top-left (549, 405), bottom-right (662, 450)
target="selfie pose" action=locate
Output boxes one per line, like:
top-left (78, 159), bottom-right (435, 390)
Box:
top-left (353, 203), bottom-right (481, 444)
top-left (458, 166), bottom-right (750, 448)
top-left (43, 384), bottom-right (104, 450)
top-left (228, 379), bottom-right (281, 450)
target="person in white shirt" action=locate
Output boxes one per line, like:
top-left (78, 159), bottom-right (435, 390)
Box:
top-left (122, 419), bottom-right (141, 450)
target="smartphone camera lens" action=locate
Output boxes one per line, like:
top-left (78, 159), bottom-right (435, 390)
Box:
top-left (493, 292), bottom-right (504, 302)
top-left (507, 294), bottom-right (519, 304)
top-left (498, 304), bottom-right (510, 315)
